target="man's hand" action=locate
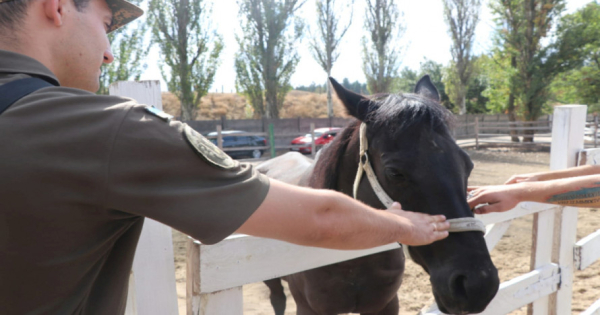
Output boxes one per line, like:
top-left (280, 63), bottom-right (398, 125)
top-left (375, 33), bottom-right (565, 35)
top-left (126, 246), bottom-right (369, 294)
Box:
top-left (467, 184), bottom-right (524, 214)
top-left (387, 202), bottom-right (450, 246)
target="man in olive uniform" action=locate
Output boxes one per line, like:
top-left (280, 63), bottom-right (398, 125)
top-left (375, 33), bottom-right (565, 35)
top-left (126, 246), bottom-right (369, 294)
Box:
top-left (0, 0), bottom-right (450, 313)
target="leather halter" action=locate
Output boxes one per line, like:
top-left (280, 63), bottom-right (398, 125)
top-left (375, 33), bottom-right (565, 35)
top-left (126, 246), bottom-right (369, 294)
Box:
top-left (352, 122), bottom-right (486, 250)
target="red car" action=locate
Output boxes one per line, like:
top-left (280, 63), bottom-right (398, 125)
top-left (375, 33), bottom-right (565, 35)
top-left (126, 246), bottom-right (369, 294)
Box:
top-left (290, 127), bottom-right (342, 154)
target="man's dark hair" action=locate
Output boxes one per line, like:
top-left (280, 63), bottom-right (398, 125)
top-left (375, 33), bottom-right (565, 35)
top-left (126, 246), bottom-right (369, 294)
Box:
top-left (0, 0), bottom-right (92, 33)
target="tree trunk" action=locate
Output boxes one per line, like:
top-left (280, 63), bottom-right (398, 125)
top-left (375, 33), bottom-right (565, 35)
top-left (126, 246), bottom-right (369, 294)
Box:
top-left (459, 86), bottom-right (467, 115)
top-left (265, 83), bottom-right (279, 119)
top-left (508, 55), bottom-right (520, 142)
top-left (522, 119), bottom-right (535, 143)
top-left (326, 71), bottom-right (333, 118)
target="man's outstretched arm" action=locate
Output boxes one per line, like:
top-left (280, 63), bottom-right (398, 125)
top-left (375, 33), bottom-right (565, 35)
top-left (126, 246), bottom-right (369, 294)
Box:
top-left (468, 174), bottom-right (600, 214)
top-left (236, 179), bottom-right (449, 250)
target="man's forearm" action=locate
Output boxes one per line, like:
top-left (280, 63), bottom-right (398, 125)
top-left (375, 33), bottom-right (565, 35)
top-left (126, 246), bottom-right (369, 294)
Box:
top-left (237, 179), bottom-right (447, 249)
top-left (526, 174), bottom-right (600, 207)
top-left (309, 191), bottom-right (410, 249)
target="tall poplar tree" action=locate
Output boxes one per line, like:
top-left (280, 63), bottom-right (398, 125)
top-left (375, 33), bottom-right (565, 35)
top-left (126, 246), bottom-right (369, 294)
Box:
top-left (491, 0), bottom-right (567, 142)
top-left (309, 0), bottom-right (353, 118)
top-left (362, 0), bottom-right (405, 94)
top-left (149, 0), bottom-right (223, 121)
top-left (235, 0), bottom-right (305, 119)
top-left (443, 0), bottom-right (481, 114)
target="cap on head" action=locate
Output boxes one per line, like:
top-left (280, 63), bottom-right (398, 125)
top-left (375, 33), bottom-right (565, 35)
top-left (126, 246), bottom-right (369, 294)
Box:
top-left (105, 0), bottom-right (143, 32)
top-left (0, 0), bottom-right (143, 33)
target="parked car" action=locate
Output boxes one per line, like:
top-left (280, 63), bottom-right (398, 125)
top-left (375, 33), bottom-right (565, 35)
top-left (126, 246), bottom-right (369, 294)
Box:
top-left (208, 130), bottom-right (267, 159)
top-left (290, 127), bottom-right (342, 154)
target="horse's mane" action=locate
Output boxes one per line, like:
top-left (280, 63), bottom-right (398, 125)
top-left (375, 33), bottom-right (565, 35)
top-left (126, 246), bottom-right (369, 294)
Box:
top-left (309, 120), bottom-right (360, 190)
top-left (310, 93), bottom-right (456, 190)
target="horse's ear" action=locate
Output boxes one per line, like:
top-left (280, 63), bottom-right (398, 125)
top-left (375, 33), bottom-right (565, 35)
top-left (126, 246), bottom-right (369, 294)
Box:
top-left (414, 75), bottom-right (440, 102)
top-left (329, 77), bottom-right (373, 121)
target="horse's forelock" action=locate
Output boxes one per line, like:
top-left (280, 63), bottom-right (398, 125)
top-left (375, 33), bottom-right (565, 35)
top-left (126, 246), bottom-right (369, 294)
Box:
top-left (368, 93), bottom-right (455, 137)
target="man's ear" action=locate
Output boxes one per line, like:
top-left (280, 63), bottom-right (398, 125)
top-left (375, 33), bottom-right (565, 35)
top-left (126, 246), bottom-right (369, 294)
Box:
top-left (42, 0), bottom-right (64, 27)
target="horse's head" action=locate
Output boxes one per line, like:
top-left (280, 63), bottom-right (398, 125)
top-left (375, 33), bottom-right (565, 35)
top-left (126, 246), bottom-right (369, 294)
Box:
top-left (330, 76), bottom-right (499, 314)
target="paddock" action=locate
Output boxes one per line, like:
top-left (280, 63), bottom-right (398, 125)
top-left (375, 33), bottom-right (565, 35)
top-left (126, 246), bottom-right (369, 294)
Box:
top-left (114, 82), bottom-right (600, 315)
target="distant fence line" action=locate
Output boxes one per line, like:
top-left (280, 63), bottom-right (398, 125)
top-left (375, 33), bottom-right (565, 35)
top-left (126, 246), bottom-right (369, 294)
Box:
top-left (185, 114), bottom-right (598, 157)
top-left (186, 114), bottom-right (560, 140)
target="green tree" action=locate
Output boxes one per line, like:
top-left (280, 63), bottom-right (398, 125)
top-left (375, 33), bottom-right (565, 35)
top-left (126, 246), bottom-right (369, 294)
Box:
top-left (442, 0), bottom-right (481, 114)
top-left (476, 53), bottom-right (513, 113)
top-left (362, 0), bottom-right (405, 94)
top-left (309, 0), bottom-right (353, 118)
top-left (550, 2), bottom-right (600, 112)
top-left (490, 0), bottom-right (582, 141)
top-left (98, 0), bottom-right (149, 95)
top-left (149, 0), bottom-right (224, 121)
top-left (235, 0), bottom-right (305, 119)
top-left (444, 55), bottom-right (493, 114)
top-left (393, 67), bottom-right (418, 93)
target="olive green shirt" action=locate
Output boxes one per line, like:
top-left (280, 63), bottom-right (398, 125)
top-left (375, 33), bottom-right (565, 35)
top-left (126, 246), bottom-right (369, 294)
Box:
top-left (0, 50), bottom-right (270, 315)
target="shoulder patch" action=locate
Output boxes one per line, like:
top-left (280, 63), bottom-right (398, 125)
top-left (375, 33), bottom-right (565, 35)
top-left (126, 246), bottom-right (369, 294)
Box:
top-left (183, 124), bottom-right (239, 170)
top-left (144, 105), bottom-right (173, 122)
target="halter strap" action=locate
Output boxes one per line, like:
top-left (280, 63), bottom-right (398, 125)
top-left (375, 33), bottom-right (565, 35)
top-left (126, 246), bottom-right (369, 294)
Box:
top-left (352, 122), bottom-right (486, 237)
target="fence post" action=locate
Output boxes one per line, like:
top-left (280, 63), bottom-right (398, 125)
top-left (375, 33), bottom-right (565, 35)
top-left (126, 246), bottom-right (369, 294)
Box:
top-left (475, 117), bottom-right (480, 150)
top-left (216, 125), bottom-right (223, 149)
top-left (548, 105), bottom-right (587, 315)
top-left (109, 81), bottom-right (179, 315)
top-left (527, 105), bottom-right (586, 315)
top-left (269, 123), bottom-right (276, 158)
top-left (310, 123), bottom-right (316, 158)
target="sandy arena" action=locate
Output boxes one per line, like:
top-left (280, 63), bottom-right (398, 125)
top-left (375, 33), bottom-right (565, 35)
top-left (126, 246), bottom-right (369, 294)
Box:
top-left (172, 148), bottom-right (600, 314)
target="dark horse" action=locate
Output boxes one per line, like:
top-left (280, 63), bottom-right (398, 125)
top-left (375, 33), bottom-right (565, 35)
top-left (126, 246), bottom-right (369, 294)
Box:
top-left (264, 76), bottom-right (499, 315)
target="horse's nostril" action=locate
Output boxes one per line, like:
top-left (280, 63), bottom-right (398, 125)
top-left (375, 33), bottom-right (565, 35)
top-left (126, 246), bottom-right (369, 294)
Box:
top-left (451, 274), bottom-right (469, 300)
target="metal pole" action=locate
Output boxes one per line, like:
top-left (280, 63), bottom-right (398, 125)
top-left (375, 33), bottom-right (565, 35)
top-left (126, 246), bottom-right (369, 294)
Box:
top-left (217, 125), bottom-right (223, 150)
top-left (269, 123), bottom-right (276, 158)
top-left (475, 117), bottom-right (480, 150)
top-left (310, 123), bottom-right (316, 159)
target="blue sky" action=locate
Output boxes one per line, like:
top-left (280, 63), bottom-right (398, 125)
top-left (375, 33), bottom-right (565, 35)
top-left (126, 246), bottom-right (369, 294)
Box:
top-left (138, 0), bottom-right (593, 93)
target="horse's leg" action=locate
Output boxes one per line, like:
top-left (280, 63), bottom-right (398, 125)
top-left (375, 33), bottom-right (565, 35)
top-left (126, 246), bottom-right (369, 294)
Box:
top-left (361, 295), bottom-right (399, 315)
top-left (263, 278), bottom-right (286, 315)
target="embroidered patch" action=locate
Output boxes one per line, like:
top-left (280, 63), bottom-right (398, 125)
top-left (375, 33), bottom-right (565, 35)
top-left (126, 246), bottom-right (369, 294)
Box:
top-left (144, 106), bottom-right (173, 122)
top-left (183, 124), bottom-right (239, 170)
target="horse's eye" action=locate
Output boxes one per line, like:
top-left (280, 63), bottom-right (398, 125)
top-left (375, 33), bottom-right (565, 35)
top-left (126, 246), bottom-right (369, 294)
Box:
top-left (385, 168), bottom-right (407, 181)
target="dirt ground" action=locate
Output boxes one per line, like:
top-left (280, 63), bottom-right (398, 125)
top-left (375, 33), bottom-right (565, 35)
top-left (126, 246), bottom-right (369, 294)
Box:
top-left (172, 148), bottom-right (600, 314)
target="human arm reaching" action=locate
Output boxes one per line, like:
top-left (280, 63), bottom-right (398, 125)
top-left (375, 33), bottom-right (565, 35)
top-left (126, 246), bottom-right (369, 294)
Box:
top-left (505, 165), bottom-right (600, 184)
top-left (236, 179), bottom-right (450, 249)
top-left (468, 174), bottom-right (600, 214)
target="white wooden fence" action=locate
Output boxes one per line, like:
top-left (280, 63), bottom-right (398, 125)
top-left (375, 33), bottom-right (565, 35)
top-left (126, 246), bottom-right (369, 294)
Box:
top-left (112, 79), bottom-right (600, 315)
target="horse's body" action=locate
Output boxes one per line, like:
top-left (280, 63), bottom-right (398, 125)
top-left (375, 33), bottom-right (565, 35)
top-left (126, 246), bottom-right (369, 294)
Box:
top-left (265, 76), bottom-right (499, 315)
